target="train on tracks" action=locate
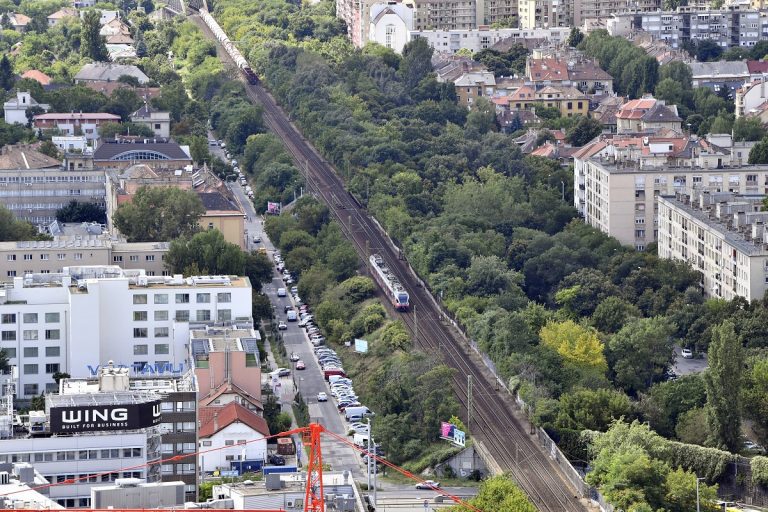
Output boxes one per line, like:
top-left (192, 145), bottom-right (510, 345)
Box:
top-left (198, 8), bottom-right (259, 84)
top-left (369, 254), bottom-right (410, 311)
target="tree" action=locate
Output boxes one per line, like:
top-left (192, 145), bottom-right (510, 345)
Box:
top-left (30, 394), bottom-right (46, 411)
top-left (52, 371), bottom-right (70, 384)
top-left (55, 200), bottom-right (107, 224)
top-left (450, 475), bottom-right (536, 512)
top-left (695, 39), bottom-right (723, 62)
top-left (749, 137), bottom-right (768, 164)
top-left (0, 349), bottom-right (8, 374)
top-left (113, 186), bottom-right (205, 242)
top-left (732, 116), bottom-right (766, 142)
top-left (400, 38), bottom-right (434, 92)
top-left (244, 251), bottom-right (273, 285)
top-left (165, 229), bottom-right (245, 276)
top-left (565, 116), bottom-right (603, 146)
top-left (326, 244), bottom-right (358, 280)
top-left (591, 446), bottom-right (669, 511)
top-left (705, 320), bottom-right (743, 452)
top-left (659, 61), bottom-right (692, 89)
top-left (0, 205), bottom-right (45, 241)
top-left (567, 27), bottom-right (584, 47)
top-left (134, 29), bottom-right (147, 58)
top-left (555, 387), bottom-right (632, 431)
top-left (744, 359), bottom-right (768, 442)
top-left (539, 320), bottom-right (607, 372)
top-left (608, 317), bottom-right (674, 395)
top-left (0, 55), bottom-right (13, 91)
top-left (675, 407), bottom-right (710, 445)
top-left (81, 10), bottom-right (109, 61)
top-left (665, 468), bottom-right (719, 512)
top-left (99, 121), bottom-right (153, 140)
top-left (591, 296), bottom-right (641, 334)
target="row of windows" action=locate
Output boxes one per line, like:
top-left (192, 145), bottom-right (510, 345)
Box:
top-left (22, 383), bottom-right (57, 395)
top-left (160, 422), bottom-right (196, 433)
top-left (160, 463), bottom-right (195, 474)
top-left (133, 293), bottom-right (232, 305)
top-left (114, 254), bottom-right (163, 262)
top-left (7, 270), bottom-right (169, 278)
top-left (0, 175), bottom-right (104, 183)
top-left (22, 363), bottom-right (60, 374)
top-left (133, 343), bottom-right (169, 354)
top-left (161, 442), bottom-right (197, 454)
top-left (0, 346), bottom-right (60, 358)
top-left (160, 401), bottom-right (196, 412)
top-left (0, 329), bottom-right (60, 340)
top-left (133, 309), bottom-right (227, 326)
top-left (1, 313), bottom-right (59, 324)
top-left (1, 448), bottom-right (142, 464)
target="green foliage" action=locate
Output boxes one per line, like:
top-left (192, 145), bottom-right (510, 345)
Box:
top-left (674, 407), bottom-right (710, 446)
top-left (751, 456), bottom-right (768, 486)
top-left (705, 320), bottom-right (743, 452)
top-left (474, 44), bottom-right (529, 76)
top-left (567, 27), bottom-right (584, 47)
top-left (744, 358), bottom-right (768, 442)
top-left (579, 30), bottom-right (658, 98)
top-left (0, 204), bottom-right (48, 241)
top-left (81, 10), bottom-right (108, 61)
top-left (113, 186), bottom-right (205, 242)
top-left (539, 320), bottom-right (607, 372)
top-left (55, 200), bottom-right (106, 224)
top-left (750, 137), bottom-right (768, 164)
top-left (379, 320), bottom-right (410, 352)
top-left (638, 374), bottom-right (706, 438)
top-left (565, 116), bottom-right (603, 146)
top-left (165, 229), bottom-right (245, 276)
top-left (553, 387), bottom-right (632, 431)
top-left (732, 116), bottom-right (766, 142)
top-left (608, 317), bottom-right (674, 395)
top-left (448, 475), bottom-right (536, 512)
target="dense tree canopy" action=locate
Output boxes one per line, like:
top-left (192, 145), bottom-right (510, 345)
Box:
top-left (113, 186), bottom-right (205, 242)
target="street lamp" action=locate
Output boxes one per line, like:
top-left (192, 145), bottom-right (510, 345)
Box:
top-left (696, 476), bottom-right (705, 512)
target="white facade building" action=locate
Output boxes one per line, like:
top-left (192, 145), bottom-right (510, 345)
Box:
top-left (658, 192), bottom-right (768, 301)
top-left (411, 26), bottom-right (569, 53)
top-left (0, 267), bottom-right (253, 399)
top-left (369, 3), bottom-right (414, 53)
top-left (51, 136), bottom-right (90, 154)
top-left (3, 92), bottom-right (50, 125)
top-left (198, 402), bottom-right (269, 473)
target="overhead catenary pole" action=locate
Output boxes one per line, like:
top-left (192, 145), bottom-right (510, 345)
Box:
top-left (467, 374), bottom-right (473, 429)
top-left (413, 304), bottom-right (418, 342)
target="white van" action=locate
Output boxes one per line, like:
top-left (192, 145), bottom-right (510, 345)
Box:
top-left (345, 406), bottom-right (372, 422)
top-left (286, 310), bottom-right (297, 321)
top-left (277, 288), bottom-right (286, 297)
top-left (353, 433), bottom-right (370, 447)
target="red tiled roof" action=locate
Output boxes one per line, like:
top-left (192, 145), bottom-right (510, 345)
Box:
top-left (531, 143), bottom-right (556, 157)
top-left (199, 402), bottom-right (270, 438)
top-left (509, 85), bottom-right (536, 101)
top-left (528, 58), bottom-right (568, 81)
top-left (747, 61), bottom-right (768, 75)
top-left (21, 70), bottom-right (52, 86)
top-left (572, 140), bottom-right (607, 160)
top-left (200, 383), bottom-right (264, 410)
top-left (616, 98), bottom-right (658, 119)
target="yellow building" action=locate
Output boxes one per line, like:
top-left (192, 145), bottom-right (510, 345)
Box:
top-left (198, 192), bottom-right (246, 250)
top-left (501, 85), bottom-right (589, 117)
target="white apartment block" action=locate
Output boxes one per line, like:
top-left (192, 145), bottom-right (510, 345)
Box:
top-left (578, 158), bottom-right (768, 249)
top-left (0, 267), bottom-right (252, 399)
top-left (411, 26), bottom-right (569, 52)
top-left (658, 192), bottom-right (768, 301)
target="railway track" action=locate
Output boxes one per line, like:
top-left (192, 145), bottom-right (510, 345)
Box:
top-left (192, 14), bottom-right (588, 512)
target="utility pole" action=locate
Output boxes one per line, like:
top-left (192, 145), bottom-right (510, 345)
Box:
top-left (696, 477), bottom-right (705, 512)
top-left (467, 374), bottom-right (473, 429)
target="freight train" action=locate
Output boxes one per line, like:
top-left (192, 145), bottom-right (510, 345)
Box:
top-left (369, 254), bottom-right (410, 311)
top-left (198, 9), bottom-right (258, 84)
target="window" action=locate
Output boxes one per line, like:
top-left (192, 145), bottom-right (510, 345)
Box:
top-left (154, 343), bottom-right (169, 354)
top-left (133, 344), bottom-right (148, 355)
top-left (161, 443), bottom-right (173, 453)
top-left (45, 346), bottom-right (60, 357)
top-left (129, 255), bottom-right (138, 262)
top-left (23, 313), bottom-right (37, 324)
top-left (175, 310), bottom-right (189, 322)
top-left (23, 330), bottom-right (38, 341)
top-left (133, 294), bottom-right (148, 305)
top-left (161, 464), bottom-right (174, 475)
top-left (178, 464), bottom-right (195, 474)
top-left (154, 310), bottom-right (168, 321)
top-left (218, 309), bottom-right (231, 322)
top-left (154, 294), bottom-right (168, 304)
top-left (146, 255), bottom-right (155, 261)
top-left (4, 348), bottom-right (14, 358)
top-left (196, 310), bottom-right (211, 322)
top-left (175, 293), bottom-right (190, 304)
top-left (6, 271), bottom-right (15, 277)
top-left (74, 253), bottom-right (82, 260)
top-left (196, 293), bottom-right (210, 303)
top-left (45, 329), bottom-right (59, 340)
top-left (57, 253), bottom-right (65, 260)
top-left (23, 384), bottom-right (38, 395)
top-left (23, 364), bottom-right (38, 375)
top-left (45, 312), bottom-right (60, 323)
top-left (46, 363), bottom-right (60, 374)
top-left (6, 255), bottom-right (15, 261)
top-left (40, 254), bottom-right (49, 261)
top-left (225, 440), bottom-right (235, 446)
top-left (133, 328), bottom-right (148, 338)
top-left (113, 255), bottom-right (123, 263)
top-left (133, 311), bottom-right (148, 321)
top-left (217, 293), bottom-right (231, 303)
top-left (23, 347), bottom-right (38, 357)
top-left (1, 331), bottom-right (15, 341)
top-left (154, 327), bottom-right (169, 338)
top-left (384, 23), bottom-right (396, 48)
top-left (201, 441), bottom-right (212, 447)
top-left (23, 254), bottom-right (32, 261)
top-left (2, 314), bottom-right (16, 324)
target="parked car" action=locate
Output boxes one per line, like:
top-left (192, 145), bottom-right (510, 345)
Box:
top-left (681, 348), bottom-right (693, 359)
top-left (268, 454), bottom-right (285, 466)
top-left (317, 392), bottom-right (328, 402)
top-left (277, 288), bottom-right (286, 297)
top-left (271, 368), bottom-right (291, 377)
top-left (278, 322), bottom-right (287, 330)
top-left (253, 236), bottom-right (261, 243)
top-left (284, 305), bottom-right (293, 313)
top-left (290, 286), bottom-right (299, 295)
top-left (296, 360), bottom-right (306, 370)
top-left (289, 352), bottom-right (300, 362)
top-left (349, 422), bottom-right (369, 434)
top-left (415, 480), bottom-right (440, 490)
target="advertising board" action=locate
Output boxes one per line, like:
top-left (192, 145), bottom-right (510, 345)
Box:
top-left (49, 400), bottom-right (162, 433)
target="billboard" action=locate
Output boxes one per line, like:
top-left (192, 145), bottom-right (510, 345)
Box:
top-left (49, 400), bottom-right (162, 433)
top-left (267, 202), bottom-right (281, 214)
top-left (440, 421), bottom-right (466, 447)
top-left (354, 338), bottom-right (369, 353)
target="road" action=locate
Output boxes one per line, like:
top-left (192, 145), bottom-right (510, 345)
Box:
top-left (672, 345), bottom-right (708, 377)
top-left (193, 12), bottom-right (588, 512)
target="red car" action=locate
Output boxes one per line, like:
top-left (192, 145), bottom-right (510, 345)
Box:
top-left (296, 360), bottom-right (306, 370)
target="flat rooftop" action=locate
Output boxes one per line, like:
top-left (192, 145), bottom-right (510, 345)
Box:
top-left (587, 158), bottom-right (768, 175)
top-left (61, 370), bottom-right (197, 394)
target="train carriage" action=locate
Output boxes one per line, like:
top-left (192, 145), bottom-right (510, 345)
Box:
top-left (369, 254), bottom-right (409, 311)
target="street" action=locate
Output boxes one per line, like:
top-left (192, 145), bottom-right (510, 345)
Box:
top-left (672, 345), bottom-right (708, 377)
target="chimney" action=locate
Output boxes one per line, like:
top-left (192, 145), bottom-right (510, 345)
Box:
top-left (213, 413), bottom-right (218, 432)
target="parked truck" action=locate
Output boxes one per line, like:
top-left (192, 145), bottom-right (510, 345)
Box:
top-left (324, 368), bottom-right (346, 380)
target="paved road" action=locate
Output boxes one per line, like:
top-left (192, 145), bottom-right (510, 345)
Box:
top-left (672, 345), bottom-right (708, 376)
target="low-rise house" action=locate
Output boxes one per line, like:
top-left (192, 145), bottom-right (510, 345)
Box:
top-left (369, 3), bottom-right (413, 54)
top-left (47, 7), bottom-right (78, 26)
top-left (33, 112), bottom-right (121, 140)
top-left (100, 17), bottom-right (131, 37)
top-left (747, 60), bottom-right (768, 79)
top-left (526, 56), bottom-right (614, 94)
top-left (131, 104), bottom-right (171, 138)
top-left (6, 13), bottom-right (30, 31)
top-left (736, 78), bottom-right (768, 118)
top-left (455, 71), bottom-right (496, 108)
top-left (52, 135), bottom-right (91, 154)
top-left (74, 63), bottom-right (150, 85)
top-left (495, 84), bottom-right (589, 117)
top-left (690, 61), bottom-right (749, 95)
top-left (198, 403), bottom-right (270, 473)
top-left (3, 91), bottom-right (50, 125)
top-left (20, 70), bottom-right (52, 87)
top-left (615, 96), bottom-right (681, 134)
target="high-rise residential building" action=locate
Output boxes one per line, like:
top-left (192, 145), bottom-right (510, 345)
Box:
top-left (0, 266), bottom-right (252, 399)
top-left (658, 191), bottom-right (768, 301)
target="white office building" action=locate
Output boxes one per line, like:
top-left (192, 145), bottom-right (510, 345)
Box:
top-left (0, 266), bottom-right (253, 399)
top-left (658, 192), bottom-right (768, 301)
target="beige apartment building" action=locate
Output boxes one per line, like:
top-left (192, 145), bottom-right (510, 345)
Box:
top-left (658, 192), bottom-right (768, 301)
top-left (579, 159), bottom-right (768, 249)
top-left (0, 223), bottom-right (168, 280)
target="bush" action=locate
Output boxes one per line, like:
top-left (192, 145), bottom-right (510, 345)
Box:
top-left (751, 456), bottom-right (768, 486)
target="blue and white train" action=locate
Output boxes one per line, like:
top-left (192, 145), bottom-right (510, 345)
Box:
top-left (369, 254), bottom-right (409, 311)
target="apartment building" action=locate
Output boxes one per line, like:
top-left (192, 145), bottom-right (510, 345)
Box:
top-left (455, 71), bottom-right (496, 107)
top-left (60, 367), bottom-right (200, 501)
top-left (0, 145), bottom-right (106, 228)
top-left (0, 222), bottom-right (168, 280)
top-left (410, 27), bottom-right (569, 53)
top-left (658, 192), bottom-right (768, 301)
top-left (0, 266), bottom-right (253, 399)
top-left (518, 0), bottom-right (571, 28)
top-left (33, 113), bottom-right (121, 142)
